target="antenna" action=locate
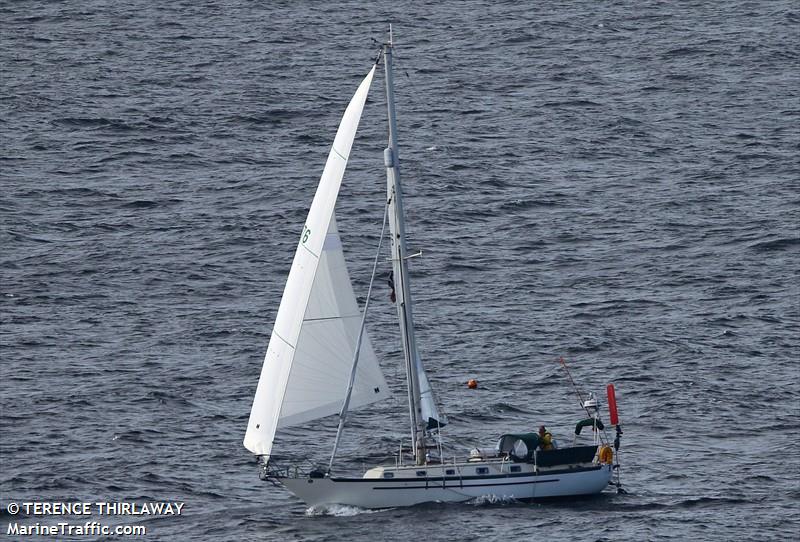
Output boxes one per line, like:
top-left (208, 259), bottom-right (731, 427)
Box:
top-left (389, 23), bottom-right (393, 45)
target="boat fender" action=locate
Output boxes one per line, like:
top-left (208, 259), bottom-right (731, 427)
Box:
top-left (384, 148), bottom-right (394, 167)
top-left (598, 445), bottom-right (613, 464)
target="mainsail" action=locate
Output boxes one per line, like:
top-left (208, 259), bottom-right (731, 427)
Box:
top-left (244, 67), bottom-right (386, 457)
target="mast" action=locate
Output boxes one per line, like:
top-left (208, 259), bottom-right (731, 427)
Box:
top-left (382, 35), bottom-right (427, 463)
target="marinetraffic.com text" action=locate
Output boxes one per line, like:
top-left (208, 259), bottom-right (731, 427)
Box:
top-left (4, 501), bottom-right (186, 538)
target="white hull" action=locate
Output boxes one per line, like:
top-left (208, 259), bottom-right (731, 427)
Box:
top-left (281, 464), bottom-right (613, 508)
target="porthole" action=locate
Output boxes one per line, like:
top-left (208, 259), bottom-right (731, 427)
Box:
top-left (416, 470), bottom-right (426, 476)
top-left (476, 467), bottom-right (489, 475)
top-left (445, 469), bottom-right (455, 475)
top-left (510, 466), bottom-right (521, 473)
top-left (383, 472), bottom-right (394, 479)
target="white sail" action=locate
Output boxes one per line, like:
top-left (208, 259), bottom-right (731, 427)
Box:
top-left (278, 216), bottom-right (389, 428)
top-left (415, 356), bottom-right (447, 430)
top-left (244, 66), bottom-right (380, 457)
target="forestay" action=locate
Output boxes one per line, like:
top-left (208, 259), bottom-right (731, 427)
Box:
top-left (244, 67), bottom-right (385, 457)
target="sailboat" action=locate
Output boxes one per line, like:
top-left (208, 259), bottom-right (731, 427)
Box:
top-left (244, 34), bottom-right (620, 509)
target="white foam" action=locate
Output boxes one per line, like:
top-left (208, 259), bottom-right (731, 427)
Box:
top-left (470, 494), bottom-right (519, 506)
top-left (304, 504), bottom-right (386, 517)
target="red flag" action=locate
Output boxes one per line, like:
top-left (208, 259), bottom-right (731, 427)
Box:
top-left (388, 271), bottom-right (396, 303)
top-left (607, 384), bottom-right (619, 426)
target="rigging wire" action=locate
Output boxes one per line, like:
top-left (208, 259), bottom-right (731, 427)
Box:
top-left (559, 356), bottom-right (611, 446)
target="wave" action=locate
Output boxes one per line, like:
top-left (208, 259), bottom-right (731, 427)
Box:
top-left (470, 494), bottom-right (519, 506)
top-left (305, 504), bottom-right (384, 517)
top-left (749, 237), bottom-right (800, 252)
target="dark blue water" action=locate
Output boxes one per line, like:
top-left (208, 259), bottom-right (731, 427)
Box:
top-left (2, 1), bottom-right (799, 540)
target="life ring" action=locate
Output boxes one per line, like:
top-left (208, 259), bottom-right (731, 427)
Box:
top-left (599, 445), bottom-right (613, 464)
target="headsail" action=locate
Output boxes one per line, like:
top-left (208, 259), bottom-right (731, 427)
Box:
top-left (277, 216), bottom-right (389, 428)
top-left (244, 66), bottom-right (383, 457)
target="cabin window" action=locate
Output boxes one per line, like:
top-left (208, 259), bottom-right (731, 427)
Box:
top-left (445, 469), bottom-right (455, 475)
top-left (383, 472), bottom-right (394, 479)
top-left (476, 467), bottom-right (489, 475)
top-left (416, 470), bottom-right (426, 477)
top-left (510, 466), bottom-right (521, 473)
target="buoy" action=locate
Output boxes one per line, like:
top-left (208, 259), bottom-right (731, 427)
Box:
top-left (467, 379), bottom-right (478, 389)
top-left (607, 384), bottom-right (619, 426)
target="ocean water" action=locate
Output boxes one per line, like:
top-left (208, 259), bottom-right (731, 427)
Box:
top-left (1, 1), bottom-right (798, 540)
